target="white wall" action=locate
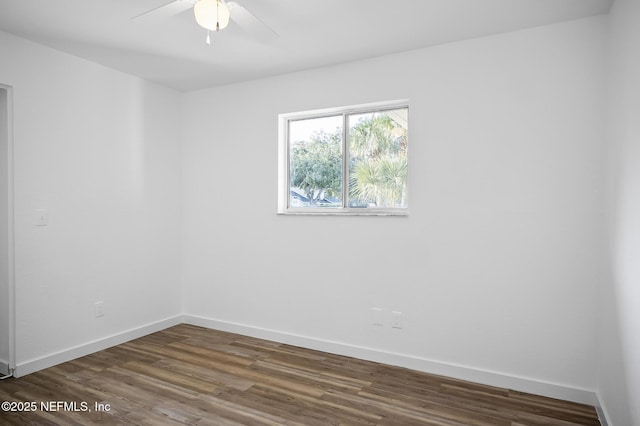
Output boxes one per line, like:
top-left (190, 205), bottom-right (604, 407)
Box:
top-left (600, 0), bottom-right (640, 424)
top-left (0, 30), bottom-right (183, 375)
top-left (182, 17), bottom-right (606, 400)
top-left (0, 87), bottom-right (9, 373)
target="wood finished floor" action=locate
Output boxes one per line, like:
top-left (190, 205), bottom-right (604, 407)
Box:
top-left (0, 324), bottom-right (600, 425)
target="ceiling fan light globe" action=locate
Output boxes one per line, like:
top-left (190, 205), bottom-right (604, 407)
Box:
top-left (194, 0), bottom-right (230, 31)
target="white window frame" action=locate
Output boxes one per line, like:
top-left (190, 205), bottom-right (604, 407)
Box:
top-left (278, 100), bottom-right (409, 216)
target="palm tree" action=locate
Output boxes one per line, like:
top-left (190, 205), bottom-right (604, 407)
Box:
top-left (348, 112), bottom-right (407, 207)
top-left (350, 155), bottom-right (407, 207)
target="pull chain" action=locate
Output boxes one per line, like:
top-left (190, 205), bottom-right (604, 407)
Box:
top-left (205, 0), bottom-right (222, 45)
top-left (216, 0), bottom-right (220, 31)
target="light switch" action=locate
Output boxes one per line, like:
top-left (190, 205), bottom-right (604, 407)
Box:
top-left (35, 209), bottom-right (48, 226)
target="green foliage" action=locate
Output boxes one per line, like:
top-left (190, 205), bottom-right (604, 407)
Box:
top-left (289, 111), bottom-right (407, 208)
top-left (349, 113), bottom-right (408, 207)
top-left (290, 130), bottom-right (342, 204)
top-left (349, 155), bottom-right (407, 207)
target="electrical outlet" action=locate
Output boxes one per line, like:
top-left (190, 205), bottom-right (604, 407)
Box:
top-left (391, 311), bottom-right (403, 329)
top-left (372, 308), bottom-right (383, 326)
top-left (35, 209), bottom-right (48, 226)
top-left (94, 301), bottom-right (104, 318)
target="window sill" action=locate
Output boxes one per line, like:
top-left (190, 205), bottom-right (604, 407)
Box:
top-left (278, 208), bottom-right (408, 216)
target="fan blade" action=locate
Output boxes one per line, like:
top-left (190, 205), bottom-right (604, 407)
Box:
top-left (131, 0), bottom-right (195, 21)
top-left (227, 1), bottom-right (278, 39)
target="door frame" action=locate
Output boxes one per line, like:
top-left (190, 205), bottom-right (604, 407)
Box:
top-left (0, 83), bottom-right (15, 377)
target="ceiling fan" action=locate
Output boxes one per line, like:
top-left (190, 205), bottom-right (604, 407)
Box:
top-left (132, 0), bottom-right (277, 44)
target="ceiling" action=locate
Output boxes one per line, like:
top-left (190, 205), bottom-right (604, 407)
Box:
top-left (0, 0), bottom-right (612, 92)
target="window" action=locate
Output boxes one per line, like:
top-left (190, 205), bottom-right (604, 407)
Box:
top-left (278, 101), bottom-right (408, 215)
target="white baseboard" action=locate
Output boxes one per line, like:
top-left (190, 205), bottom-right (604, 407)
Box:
top-left (11, 313), bottom-right (601, 414)
top-left (184, 315), bottom-right (598, 407)
top-left (14, 315), bottom-right (183, 377)
top-left (0, 360), bottom-right (10, 376)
